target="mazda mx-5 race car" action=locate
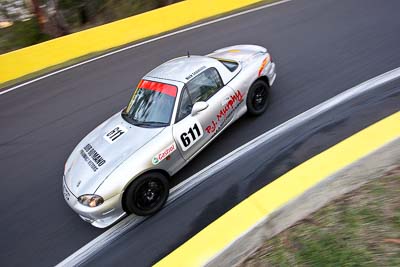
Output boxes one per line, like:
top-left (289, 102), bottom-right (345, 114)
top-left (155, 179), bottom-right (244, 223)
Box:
top-left (63, 44), bottom-right (276, 227)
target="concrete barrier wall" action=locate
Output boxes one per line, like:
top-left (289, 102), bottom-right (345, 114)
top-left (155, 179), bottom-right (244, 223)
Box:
top-left (0, 0), bottom-right (262, 85)
top-left (207, 137), bottom-right (400, 266)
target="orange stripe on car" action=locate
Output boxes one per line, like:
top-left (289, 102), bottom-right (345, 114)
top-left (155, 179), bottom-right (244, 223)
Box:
top-left (258, 55), bottom-right (270, 77)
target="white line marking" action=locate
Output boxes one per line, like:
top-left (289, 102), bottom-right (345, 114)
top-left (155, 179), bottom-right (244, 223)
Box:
top-left (0, 0), bottom-right (294, 96)
top-left (57, 67), bottom-right (400, 266)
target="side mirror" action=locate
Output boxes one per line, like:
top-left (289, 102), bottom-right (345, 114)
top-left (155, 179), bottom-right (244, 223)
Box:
top-left (191, 101), bottom-right (209, 116)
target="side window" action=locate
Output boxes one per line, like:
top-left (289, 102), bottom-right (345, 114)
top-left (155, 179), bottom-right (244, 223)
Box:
top-left (218, 59), bottom-right (239, 72)
top-left (176, 88), bottom-right (193, 122)
top-left (186, 68), bottom-right (223, 103)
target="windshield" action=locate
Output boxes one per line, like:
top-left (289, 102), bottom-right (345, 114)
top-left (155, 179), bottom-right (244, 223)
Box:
top-left (122, 80), bottom-right (177, 127)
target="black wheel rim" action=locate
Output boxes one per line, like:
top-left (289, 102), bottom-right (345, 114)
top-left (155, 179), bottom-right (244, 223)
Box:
top-left (252, 84), bottom-right (268, 111)
top-left (135, 178), bottom-right (165, 211)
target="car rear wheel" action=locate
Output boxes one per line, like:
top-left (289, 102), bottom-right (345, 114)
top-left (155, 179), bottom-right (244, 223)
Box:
top-left (123, 172), bottom-right (169, 216)
top-left (246, 79), bottom-right (270, 116)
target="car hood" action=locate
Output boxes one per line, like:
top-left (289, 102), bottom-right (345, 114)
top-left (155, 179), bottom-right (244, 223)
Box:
top-left (64, 112), bottom-right (165, 197)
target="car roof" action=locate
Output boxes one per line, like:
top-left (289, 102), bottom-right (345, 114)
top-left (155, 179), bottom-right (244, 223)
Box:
top-left (145, 55), bottom-right (221, 84)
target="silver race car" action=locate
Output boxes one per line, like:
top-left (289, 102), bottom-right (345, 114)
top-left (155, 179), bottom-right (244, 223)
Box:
top-left (63, 44), bottom-right (276, 227)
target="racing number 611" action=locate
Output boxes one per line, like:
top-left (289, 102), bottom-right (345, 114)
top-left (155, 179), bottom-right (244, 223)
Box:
top-left (180, 123), bottom-right (202, 148)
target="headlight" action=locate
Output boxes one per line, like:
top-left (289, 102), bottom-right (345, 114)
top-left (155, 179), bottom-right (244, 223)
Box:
top-left (78, 195), bottom-right (104, 207)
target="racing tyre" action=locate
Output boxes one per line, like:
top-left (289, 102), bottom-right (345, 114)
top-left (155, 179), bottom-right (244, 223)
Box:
top-left (246, 79), bottom-right (270, 116)
top-left (123, 172), bottom-right (169, 216)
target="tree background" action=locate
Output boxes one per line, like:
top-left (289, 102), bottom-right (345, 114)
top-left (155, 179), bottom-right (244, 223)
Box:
top-left (0, 0), bottom-right (181, 54)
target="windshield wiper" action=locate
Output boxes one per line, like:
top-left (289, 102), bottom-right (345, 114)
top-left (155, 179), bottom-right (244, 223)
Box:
top-left (131, 119), bottom-right (168, 127)
top-left (121, 112), bottom-right (168, 127)
top-left (133, 121), bottom-right (169, 127)
top-left (143, 121), bottom-right (169, 126)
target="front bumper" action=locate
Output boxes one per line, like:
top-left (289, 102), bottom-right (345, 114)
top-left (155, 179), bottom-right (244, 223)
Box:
top-left (63, 178), bottom-right (126, 228)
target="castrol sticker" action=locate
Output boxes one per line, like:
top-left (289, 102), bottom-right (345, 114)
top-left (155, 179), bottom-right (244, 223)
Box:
top-left (152, 143), bottom-right (176, 165)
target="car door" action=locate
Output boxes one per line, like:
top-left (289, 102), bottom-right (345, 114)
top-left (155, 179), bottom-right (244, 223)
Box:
top-left (172, 67), bottom-right (236, 160)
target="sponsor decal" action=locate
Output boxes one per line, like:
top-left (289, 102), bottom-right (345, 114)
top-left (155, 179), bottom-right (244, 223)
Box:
top-left (80, 144), bottom-right (106, 172)
top-left (104, 125), bottom-right (127, 144)
top-left (185, 66), bottom-right (206, 80)
top-left (178, 121), bottom-right (204, 151)
top-left (152, 143), bottom-right (177, 165)
top-left (205, 90), bottom-right (243, 134)
top-left (258, 55), bottom-right (270, 77)
top-left (228, 49), bottom-right (241, 53)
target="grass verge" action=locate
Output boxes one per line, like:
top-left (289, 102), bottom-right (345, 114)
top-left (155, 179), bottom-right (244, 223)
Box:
top-left (241, 172), bottom-right (400, 267)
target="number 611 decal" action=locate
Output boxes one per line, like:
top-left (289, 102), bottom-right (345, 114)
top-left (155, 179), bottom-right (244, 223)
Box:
top-left (178, 122), bottom-right (204, 151)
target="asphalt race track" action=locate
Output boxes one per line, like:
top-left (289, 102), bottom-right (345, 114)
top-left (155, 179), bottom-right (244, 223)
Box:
top-left (1, 0), bottom-right (400, 266)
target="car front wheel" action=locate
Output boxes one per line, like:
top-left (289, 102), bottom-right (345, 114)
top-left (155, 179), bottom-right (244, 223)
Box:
top-left (123, 172), bottom-right (169, 216)
top-left (246, 79), bottom-right (270, 116)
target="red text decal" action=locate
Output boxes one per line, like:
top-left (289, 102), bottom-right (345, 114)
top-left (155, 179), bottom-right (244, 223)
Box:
top-left (205, 90), bottom-right (243, 134)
